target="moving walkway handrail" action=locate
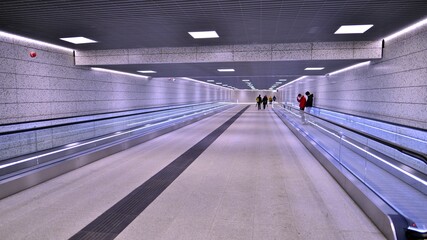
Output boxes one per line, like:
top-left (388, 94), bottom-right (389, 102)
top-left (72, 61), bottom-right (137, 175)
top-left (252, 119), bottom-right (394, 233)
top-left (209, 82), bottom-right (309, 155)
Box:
top-left (0, 103), bottom-right (233, 200)
top-left (313, 106), bottom-right (426, 132)
top-left (0, 102), bottom-right (222, 136)
top-left (283, 104), bottom-right (427, 164)
top-left (277, 104), bottom-right (427, 239)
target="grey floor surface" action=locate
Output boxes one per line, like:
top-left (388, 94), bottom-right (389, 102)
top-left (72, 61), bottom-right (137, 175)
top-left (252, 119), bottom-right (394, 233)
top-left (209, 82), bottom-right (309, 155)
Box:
top-left (0, 105), bottom-right (385, 240)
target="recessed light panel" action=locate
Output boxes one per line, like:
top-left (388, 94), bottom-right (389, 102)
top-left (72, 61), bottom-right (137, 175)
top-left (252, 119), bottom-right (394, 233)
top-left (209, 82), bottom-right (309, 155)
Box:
top-left (60, 37), bottom-right (97, 44)
top-left (137, 70), bottom-right (157, 74)
top-left (305, 67), bottom-right (324, 70)
top-left (217, 69), bottom-right (235, 72)
top-left (188, 31), bottom-right (219, 39)
top-left (207, 80), bottom-right (215, 82)
top-left (334, 25), bottom-right (373, 34)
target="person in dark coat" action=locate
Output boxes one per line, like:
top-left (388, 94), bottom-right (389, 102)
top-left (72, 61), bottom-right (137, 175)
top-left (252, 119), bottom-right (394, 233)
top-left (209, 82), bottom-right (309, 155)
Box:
top-left (262, 95), bottom-right (268, 109)
top-left (256, 95), bottom-right (262, 110)
top-left (305, 91), bottom-right (314, 119)
top-left (305, 91), bottom-right (313, 107)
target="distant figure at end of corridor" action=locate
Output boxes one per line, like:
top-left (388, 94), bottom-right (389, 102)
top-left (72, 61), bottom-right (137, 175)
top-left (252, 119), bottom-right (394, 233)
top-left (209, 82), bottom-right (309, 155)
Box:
top-left (256, 94), bottom-right (262, 110)
top-left (262, 95), bottom-right (268, 109)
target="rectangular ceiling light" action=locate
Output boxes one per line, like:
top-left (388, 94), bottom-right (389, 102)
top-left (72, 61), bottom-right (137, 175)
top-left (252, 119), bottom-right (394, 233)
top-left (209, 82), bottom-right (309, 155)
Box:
top-left (279, 79), bottom-right (287, 81)
top-left (242, 79), bottom-right (250, 82)
top-left (305, 67), bottom-right (324, 70)
top-left (188, 31), bottom-right (219, 39)
top-left (137, 70), bottom-right (157, 74)
top-left (217, 69), bottom-right (235, 72)
top-left (334, 24), bottom-right (373, 34)
top-left (60, 36), bottom-right (97, 44)
top-left (207, 80), bottom-right (215, 82)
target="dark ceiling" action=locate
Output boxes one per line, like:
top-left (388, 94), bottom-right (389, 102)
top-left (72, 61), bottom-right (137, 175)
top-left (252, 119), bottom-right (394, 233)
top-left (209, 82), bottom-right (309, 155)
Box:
top-left (99, 60), bottom-right (364, 89)
top-left (1, 0), bottom-right (426, 89)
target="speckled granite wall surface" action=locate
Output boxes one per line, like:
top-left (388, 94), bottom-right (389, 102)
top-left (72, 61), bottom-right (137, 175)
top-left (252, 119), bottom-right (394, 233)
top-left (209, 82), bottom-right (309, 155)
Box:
top-left (279, 24), bottom-right (427, 130)
top-left (75, 41), bottom-right (382, 65)
top-left (0, 37), bottom-right (232, 125)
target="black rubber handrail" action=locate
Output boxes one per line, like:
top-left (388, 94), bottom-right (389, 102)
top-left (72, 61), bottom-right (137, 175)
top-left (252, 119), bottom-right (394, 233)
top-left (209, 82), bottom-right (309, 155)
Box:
top-left (311, 105), bottom-right (426, 132)
top-left (0, 101), bottom-right (215, 128)
top-left (280, 102), bottom-right (426, 132)
top-left (0, 102), bottom-right (223, 136)
top-left (282, 105), bottom-right (427, 164)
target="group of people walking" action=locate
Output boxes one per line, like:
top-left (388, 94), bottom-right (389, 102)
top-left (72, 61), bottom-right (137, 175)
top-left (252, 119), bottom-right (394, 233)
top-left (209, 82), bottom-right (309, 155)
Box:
top-left (256, 95), bottom-right (276, 110)
top-left (297, 91), bottom-right (314, 124)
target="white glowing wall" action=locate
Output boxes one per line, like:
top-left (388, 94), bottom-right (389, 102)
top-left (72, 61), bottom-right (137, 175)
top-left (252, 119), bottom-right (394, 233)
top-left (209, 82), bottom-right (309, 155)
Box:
top-left (279, 23), bottom-right (427, 129)
top-left (232, 90), bottom-right (278, 104)
top-left (0, 36), bottom-right (232, 124)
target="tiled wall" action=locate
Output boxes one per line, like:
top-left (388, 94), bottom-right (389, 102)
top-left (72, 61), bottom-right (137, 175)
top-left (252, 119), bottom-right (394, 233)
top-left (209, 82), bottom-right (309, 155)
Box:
top-left (0, 36), bottom-right (232, 125)
top-left (75, 41), bottom-right (382, 65)
top-left (279, 24), bottom-right (427, 130)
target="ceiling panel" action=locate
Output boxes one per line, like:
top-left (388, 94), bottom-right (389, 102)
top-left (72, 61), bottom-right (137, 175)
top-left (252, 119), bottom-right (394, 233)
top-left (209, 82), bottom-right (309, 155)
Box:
top-left (100, 60), bottom-right (364, 89)
top-left (1, 0), bottom-right (426, 89)
top-left (1, 0), bottom-right (426, 50)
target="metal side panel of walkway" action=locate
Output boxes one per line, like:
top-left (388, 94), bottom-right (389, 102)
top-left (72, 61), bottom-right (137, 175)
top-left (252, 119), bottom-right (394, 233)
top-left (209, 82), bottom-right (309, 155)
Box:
top-left (0, 105), bottom-right (384, 240)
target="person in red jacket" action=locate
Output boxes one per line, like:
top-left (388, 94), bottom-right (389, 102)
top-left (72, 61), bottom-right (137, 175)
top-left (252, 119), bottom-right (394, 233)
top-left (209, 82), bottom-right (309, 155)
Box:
top-left (297, 94), bottom-right (306, 110)
top-left (297, 94), bottom-right (307, 123)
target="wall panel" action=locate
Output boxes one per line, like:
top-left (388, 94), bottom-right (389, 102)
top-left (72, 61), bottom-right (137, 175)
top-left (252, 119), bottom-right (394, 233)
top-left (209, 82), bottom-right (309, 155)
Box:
top-left (279, 24), bottom-right (427, 129)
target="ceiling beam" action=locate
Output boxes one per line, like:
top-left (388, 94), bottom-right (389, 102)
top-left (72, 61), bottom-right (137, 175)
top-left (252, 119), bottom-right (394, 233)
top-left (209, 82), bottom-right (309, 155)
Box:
top-left (75, 41), bottom-right (382, 66)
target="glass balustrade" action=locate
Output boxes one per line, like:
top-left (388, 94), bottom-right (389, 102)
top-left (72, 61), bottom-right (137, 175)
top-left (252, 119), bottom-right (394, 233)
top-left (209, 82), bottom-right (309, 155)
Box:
top-left (277, 104), bottom-right (427, 234)
top-left (0, 102), bottom-right (231, 179)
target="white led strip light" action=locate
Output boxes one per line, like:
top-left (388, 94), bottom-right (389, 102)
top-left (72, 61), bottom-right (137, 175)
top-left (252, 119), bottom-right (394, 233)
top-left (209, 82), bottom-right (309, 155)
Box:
top-left (92, 67), bottom-right (150, 79)
top-left (276, 76), bottom-right (307, 90)
top-left (328, 61), bottom-right (370, 76)
top-left (384, 17), bottom-right (427, 42)
top-left (0, 30), bottom-right (74, 53)
top-left (181, 77), bottom-right (234, 90)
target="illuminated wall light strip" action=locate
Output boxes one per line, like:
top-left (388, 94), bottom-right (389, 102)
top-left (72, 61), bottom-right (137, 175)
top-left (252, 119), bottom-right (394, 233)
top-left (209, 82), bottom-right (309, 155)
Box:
top-left (0, 30), bottom-right (74, 53)
top-left (328, 61), bottom-right (370, 76)
top-left (277, 76), bottom-right (307, 89)
top-left (384, 17), bottom-right (427, 42)
top-left (0, 106), bottom-right (224, 170)
top-left (181, 77), bottom-right (232, 90)
top-left (92, 67), bottom-right (150, 79)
